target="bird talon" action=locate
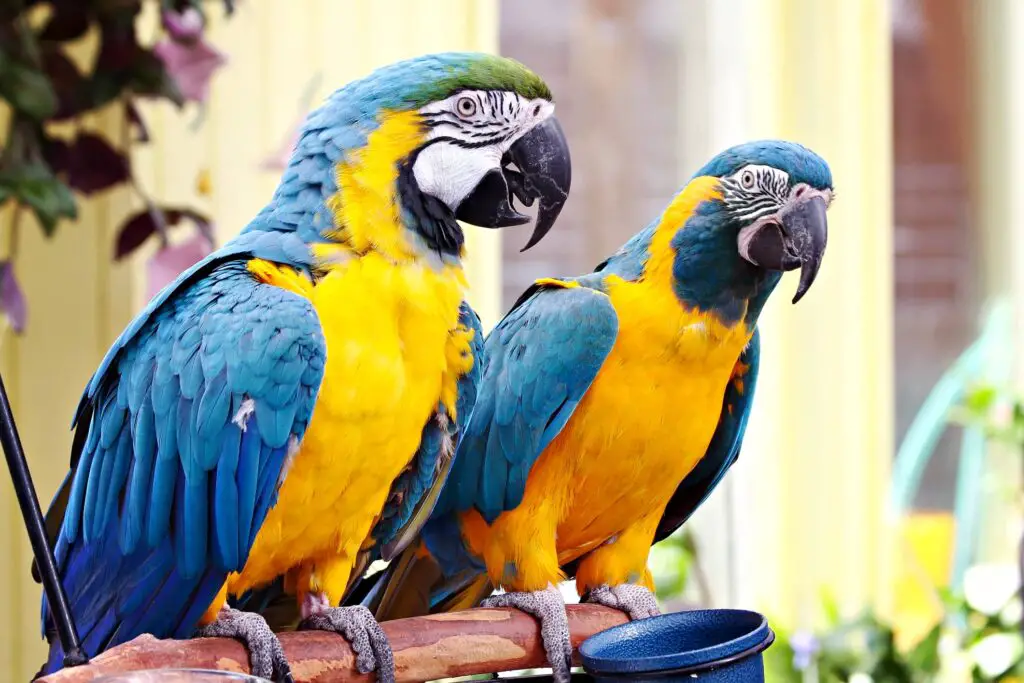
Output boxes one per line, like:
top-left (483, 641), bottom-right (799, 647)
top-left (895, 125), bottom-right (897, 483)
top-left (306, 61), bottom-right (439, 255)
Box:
top-left (299, 602), bottom-right (395, 683)
top-left (194, 607), bottom-right (293, 683)
top-left (482, 585), bottom-right (572, 683)
top-left (584, 583), bottom-right (661, 621)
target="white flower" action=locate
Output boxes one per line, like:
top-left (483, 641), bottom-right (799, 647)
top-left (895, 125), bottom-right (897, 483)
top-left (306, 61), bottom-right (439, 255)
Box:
top-left (848, 673), bottom-right (874, 683)
top-left (936, 650), bottom-right (973, 683)
top-left (969, 632), bottom-right (1024, 678)
top-left (936, 628), bottom-right (972, 682)
top-left (964, 563), bottom-right (1020, 615)
top-left (938, 630), bottom-right (962, 656)
top-left (1001, 596), bottom-right (1023, 626)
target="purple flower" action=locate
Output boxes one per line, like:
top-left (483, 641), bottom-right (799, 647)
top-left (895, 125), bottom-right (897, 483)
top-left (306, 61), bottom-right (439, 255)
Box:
top-left (154, 9), bottom-right (227, 104)
top-left (161, 8), bottom-right (205, 43)
top-left (146, 233), bottom-right (213, 301)
top-left (0, 261), bottom-right (26, 333)
top-left (790, 630), bottom-right (820, 671)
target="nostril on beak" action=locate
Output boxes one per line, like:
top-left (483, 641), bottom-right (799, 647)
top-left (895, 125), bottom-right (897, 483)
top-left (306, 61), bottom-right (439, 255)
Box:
top-left (794, 185), bottom-right (807, 199)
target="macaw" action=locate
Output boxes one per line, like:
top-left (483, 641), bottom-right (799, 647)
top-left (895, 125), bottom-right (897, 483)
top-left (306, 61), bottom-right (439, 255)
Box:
top-left (35, 52), bottom-right (571, 683)
top-left (365, 140), bottom-right (833, 682)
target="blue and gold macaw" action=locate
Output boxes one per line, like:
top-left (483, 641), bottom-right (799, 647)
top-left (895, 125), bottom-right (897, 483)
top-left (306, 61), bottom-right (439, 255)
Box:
top-left (366, 141), bottom-right (832, 683)
top-left (35, 53), bottom-right (571, 683)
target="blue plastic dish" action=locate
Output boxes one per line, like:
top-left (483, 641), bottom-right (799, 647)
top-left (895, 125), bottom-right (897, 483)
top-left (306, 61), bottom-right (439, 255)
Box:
top-left (579, 609), bottom-right (775, 682)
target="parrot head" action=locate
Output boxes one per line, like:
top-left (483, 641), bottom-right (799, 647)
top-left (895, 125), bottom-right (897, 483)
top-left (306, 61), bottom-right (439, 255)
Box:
top-left (278, 52), bottom-right (570, 259)
top-left (405, 56), bottom-right (571, 253)
top-left (693, 140), bottom-right (833, 304)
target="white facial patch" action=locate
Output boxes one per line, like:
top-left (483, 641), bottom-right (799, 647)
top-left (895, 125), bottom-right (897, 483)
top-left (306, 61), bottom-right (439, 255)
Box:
top-left (413, 143), bottom-right (502, 209)
top-left (412, 90), bottom-right (554, 210)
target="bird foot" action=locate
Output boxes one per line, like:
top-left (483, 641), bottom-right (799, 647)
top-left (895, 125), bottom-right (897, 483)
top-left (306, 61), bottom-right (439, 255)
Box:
top-left (298, 596), bottom-right (395, 683)
top-left (482, 585), bottom-right (572, 683)
top-left (584, 583), bottom-right (661, 621)
top-left (195, 607), bottom-right (294, 683)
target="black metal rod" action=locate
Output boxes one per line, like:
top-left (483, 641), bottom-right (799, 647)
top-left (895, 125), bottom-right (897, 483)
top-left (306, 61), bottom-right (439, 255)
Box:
top-left (0, 372), bottom-right (87, 667)
top-left (1019, 441), bottom-right (1024, 640)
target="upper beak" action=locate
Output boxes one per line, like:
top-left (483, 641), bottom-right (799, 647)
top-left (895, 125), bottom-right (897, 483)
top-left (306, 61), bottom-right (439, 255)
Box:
top-left (454, 115), bottom-right (572, 252)
top-left (737, 192), bottom-right (829, 304)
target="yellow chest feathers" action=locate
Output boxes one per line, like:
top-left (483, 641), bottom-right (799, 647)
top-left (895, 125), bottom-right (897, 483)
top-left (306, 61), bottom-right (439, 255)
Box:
top-left (235, 257), bottom-right (471, 590)
top-left (581, 275), bottom-right (749, 463)
top-left (251, 255), bottom-right (470, 423)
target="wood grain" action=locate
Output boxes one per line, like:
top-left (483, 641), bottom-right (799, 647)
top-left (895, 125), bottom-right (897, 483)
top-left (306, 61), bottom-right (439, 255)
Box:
top-left (38, 605), bottom-right (627, 682)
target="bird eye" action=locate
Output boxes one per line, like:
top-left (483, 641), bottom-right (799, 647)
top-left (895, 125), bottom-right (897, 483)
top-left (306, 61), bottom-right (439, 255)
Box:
top-left (456, 96), bottom-right (477, 118)
top-left (740, 169), bottom-right (756, 190)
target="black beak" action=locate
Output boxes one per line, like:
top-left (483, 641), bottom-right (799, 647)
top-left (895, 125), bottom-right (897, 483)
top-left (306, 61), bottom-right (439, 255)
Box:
top-left (454, 116), bottom-right (571, 252)
top-left (739, 194), bottom-right (829, 304)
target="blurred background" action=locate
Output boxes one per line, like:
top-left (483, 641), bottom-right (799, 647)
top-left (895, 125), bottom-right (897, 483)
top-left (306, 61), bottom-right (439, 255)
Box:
top-left (0, 0), bottom-right (1021, 680)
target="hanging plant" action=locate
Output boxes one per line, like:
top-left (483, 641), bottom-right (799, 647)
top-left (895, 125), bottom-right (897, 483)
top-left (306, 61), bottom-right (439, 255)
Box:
top-left (0, 0), bottom-right (234, 333)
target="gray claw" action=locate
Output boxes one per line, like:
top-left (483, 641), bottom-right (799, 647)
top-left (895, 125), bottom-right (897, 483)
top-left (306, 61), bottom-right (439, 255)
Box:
top-left (584, 583), bottom-right (661, 621)
top-left (300, 605), bottom-right (395, 683)
top-left (482, 586), bottom-right (572, 683)
top-left (195, 607), bottom-right (294, 683)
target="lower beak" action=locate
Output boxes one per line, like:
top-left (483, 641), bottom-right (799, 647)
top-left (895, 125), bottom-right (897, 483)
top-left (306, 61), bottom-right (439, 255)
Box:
top-left (454, 115), bottom-right (572, 252)
top-left (738, 194), bottom-right (829, 304)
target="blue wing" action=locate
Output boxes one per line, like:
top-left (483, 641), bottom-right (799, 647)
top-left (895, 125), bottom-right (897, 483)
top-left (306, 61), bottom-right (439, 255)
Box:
top-left (653, 327), bottom-right (760, 543)
top-left (36, 228), bottom-right (314, 567)
top-left (433, 280), bottom-right (619, 526)
top-left (40, 257), bottom-right (325, 672)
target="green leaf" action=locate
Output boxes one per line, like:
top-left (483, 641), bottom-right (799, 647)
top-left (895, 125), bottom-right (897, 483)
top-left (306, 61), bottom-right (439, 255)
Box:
top-left (82, 71), bottom-right (129, 113)
top-left (906, 623), bottom-right (943, 676)
top-left (820, 587), bottom-right (842, 626)
top-left (964, 385), bottom-right (999, 414)
top-left (0, 62), bottom-right (57, 120)
top-left (0, 163), bottom-right (77, 236)
top-left (130, 50), bottom-right (184, 107)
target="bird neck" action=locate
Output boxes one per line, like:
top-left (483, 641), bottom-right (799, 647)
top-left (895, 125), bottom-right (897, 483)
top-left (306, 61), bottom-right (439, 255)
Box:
top-left (324, 110), bottom-right (466, 267)
top-left (643, 176), bottom-right (780, 331)
top-left (250, 109), bottom-right (466, 272)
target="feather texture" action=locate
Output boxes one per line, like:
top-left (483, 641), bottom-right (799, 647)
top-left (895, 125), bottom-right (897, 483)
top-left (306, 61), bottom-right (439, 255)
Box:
top-left (41, 255), bottom-right (325, 673)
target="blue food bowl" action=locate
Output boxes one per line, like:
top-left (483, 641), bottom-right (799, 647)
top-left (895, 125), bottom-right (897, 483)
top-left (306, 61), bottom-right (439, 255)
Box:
top-left (579, 609), bottom-right (775, 682)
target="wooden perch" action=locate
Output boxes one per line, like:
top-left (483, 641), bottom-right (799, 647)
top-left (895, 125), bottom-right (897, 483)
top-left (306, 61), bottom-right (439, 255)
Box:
top-left (38, 605), bottom-right (628, 682)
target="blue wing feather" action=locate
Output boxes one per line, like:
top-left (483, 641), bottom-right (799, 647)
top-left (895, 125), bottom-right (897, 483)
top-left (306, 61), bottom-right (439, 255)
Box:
top-left (653, 327), bottom-right (760, 543)
top-left (40, 255), bottom-right (325, 675)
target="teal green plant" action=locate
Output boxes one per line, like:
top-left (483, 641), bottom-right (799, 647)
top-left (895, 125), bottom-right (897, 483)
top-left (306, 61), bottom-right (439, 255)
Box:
top-left (765, 370), bottom-right (1024, 682)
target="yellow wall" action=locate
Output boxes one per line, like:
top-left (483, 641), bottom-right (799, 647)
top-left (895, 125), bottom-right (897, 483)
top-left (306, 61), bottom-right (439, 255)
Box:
top-left (725, 0), bottom-right (895, 627)
top-left (0, 2), bottom-right (498, 678)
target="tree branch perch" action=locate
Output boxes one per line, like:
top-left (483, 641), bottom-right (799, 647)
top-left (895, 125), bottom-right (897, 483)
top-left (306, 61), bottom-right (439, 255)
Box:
top-left (37, 605), bottom-right (628, 682)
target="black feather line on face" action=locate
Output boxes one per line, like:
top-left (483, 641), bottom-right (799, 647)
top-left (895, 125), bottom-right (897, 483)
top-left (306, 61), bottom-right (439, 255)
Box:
top-left (721, 167), bottom-right (789, 220)
top-left (427, 133), bottom-right (517, 150)
top-left (419, 113), bottom-right (512, 145)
